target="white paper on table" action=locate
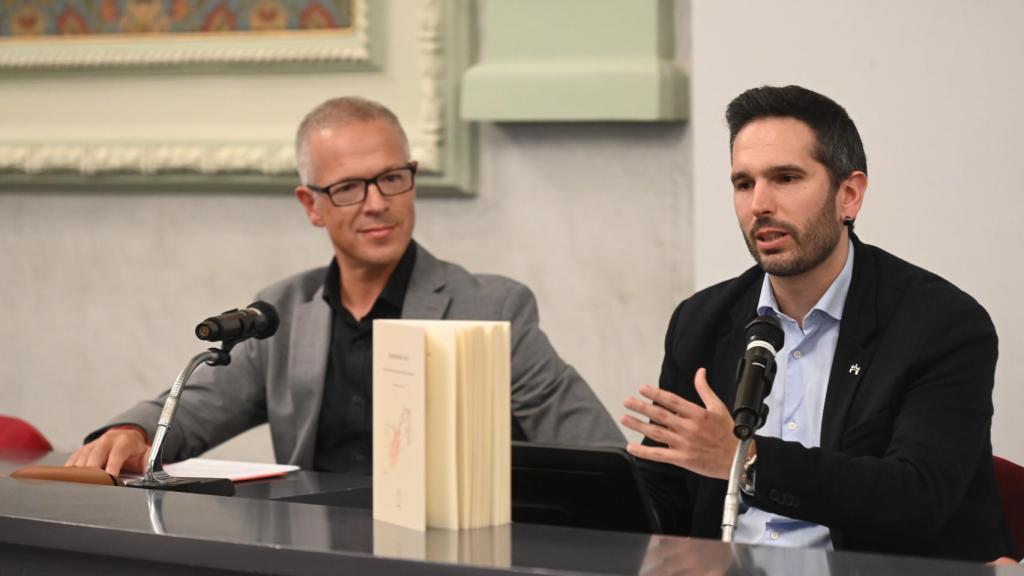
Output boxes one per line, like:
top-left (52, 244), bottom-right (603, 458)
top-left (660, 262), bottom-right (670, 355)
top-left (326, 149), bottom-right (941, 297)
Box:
top-left (160, 458), bottom-right (299, 482)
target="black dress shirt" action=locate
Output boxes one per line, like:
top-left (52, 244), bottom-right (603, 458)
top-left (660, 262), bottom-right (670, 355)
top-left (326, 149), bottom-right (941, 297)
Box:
top-left (312, 243), bottom-right (417, 473)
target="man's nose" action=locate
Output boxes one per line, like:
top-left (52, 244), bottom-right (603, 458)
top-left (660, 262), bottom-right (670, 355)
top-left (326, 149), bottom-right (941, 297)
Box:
top-left (362, 182), bottom-right (389, 212)
top-left (749, 181), bottom-right (775, 214)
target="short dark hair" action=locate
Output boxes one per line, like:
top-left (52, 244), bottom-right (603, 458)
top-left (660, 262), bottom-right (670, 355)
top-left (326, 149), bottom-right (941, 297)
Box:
top-left (726, 85), bottom-right (867, 190)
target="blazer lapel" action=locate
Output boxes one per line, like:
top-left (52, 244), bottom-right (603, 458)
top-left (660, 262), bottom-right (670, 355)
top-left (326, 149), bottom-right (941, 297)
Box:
top-left (712, 279), bottom-right (763, 408)
top-left (287, 288), bottom-right (331, 469)
top-left (286, 242), bottom-right (448, 467)
top-left (820, 238), bottom-right (878, 451)
top-left (402, 244), bottom-right (452, 320)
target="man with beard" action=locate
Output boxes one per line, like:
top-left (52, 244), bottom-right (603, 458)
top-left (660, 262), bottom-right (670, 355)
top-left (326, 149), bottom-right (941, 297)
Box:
top-left (621, 85), bottom-right (1010, 561)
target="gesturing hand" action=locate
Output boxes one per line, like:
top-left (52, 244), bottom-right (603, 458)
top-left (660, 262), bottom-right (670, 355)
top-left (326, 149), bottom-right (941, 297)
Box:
top-left (621, 368), bottom-right (749, 480)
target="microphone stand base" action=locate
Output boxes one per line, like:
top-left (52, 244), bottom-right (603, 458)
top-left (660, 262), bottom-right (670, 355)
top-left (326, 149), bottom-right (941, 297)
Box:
top-left (126, 476), bottom-right (235, 497)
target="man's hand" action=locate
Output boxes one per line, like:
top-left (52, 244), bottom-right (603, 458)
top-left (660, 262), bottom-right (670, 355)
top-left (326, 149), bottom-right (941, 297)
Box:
top-left (621, 368), bottom-right (746, 480)
top-left (64, 427), bottom-right (151, 477)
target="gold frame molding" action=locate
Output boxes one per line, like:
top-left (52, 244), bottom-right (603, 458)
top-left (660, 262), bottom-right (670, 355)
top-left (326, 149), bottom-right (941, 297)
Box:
top-left (0, 0), bottom-right (372, 70)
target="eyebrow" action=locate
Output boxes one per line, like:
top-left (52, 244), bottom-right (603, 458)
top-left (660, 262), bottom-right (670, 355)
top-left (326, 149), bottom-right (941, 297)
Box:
top-left (330, 164), bottom-right (411, 183)
top-left (731, 164), bottom-right (809, 185)
top-left (730, 170), bottom-right (751, 185)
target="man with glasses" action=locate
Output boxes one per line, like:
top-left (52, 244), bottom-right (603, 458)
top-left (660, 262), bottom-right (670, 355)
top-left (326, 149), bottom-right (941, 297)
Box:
top-left (69, 96), bottom-right (623, 476)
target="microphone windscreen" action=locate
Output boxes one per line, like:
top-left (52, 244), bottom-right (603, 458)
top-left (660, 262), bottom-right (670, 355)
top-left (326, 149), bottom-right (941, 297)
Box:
top-left (744, 315), bottom-right (784, 350)
top-left (248, 301), bottom-right (280, 339)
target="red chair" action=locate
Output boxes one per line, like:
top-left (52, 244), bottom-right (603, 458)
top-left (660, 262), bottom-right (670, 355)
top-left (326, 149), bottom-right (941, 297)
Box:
top-left (0, 415), bottom-right (52, 453)
top-left (994, 455), bottom-right (1024, 560)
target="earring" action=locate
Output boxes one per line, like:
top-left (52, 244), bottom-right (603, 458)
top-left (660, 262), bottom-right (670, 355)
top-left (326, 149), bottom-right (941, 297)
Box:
top-left (842, 216), bottom-right (854, 225)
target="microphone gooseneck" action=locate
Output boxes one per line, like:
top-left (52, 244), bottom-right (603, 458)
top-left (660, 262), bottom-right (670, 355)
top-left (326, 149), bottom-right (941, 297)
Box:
top-left (126, 301), bottom-right (280, 497)
top-left (722, 315), bottom-right (785, 542)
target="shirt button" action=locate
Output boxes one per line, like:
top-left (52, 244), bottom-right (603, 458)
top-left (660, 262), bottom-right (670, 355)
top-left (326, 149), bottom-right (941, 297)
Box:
top-left (792, 350), bottom-right (802, 359)
top-left (787, 421), bottom-right (798, 431)
top-left (769, 531), bottom-right (780, 540)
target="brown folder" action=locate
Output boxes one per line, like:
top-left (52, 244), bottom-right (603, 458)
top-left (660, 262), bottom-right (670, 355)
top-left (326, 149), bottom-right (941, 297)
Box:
top-left (9, 465), bottom-right (120, 486)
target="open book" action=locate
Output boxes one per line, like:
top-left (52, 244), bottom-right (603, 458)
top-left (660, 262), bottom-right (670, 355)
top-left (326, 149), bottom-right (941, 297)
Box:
top-left (372, 320), bottom-right (511, 531)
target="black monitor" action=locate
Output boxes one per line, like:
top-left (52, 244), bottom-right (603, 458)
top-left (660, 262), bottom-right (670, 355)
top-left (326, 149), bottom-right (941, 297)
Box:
top-left (511, 441), bottom-right (660, 534)
top-left (274, 441), bottom-right (661, 534)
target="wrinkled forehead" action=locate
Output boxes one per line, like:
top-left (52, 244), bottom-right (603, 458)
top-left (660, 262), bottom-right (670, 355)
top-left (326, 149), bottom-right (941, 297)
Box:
top-left (308, 118), bottom-right (409, 154)
top-left (305, 119), bottom-right (411, 182)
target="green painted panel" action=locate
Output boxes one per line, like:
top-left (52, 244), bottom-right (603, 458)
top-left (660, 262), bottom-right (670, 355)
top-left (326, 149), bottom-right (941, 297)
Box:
top-left (461, 0), bottom-right (687, 122)
top-left (463, 59), bottom-right (687, 121)
top-left (482, 0), bottom-right (667, 59)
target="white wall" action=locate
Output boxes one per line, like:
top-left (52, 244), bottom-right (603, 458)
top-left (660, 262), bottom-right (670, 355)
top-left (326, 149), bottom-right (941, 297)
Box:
top-left (8, 0), bottom-right (1018, 468)
top-left (0, 119), bottom-right (691, 459)
top-left (691, 0), bottom-right (1024, 462)
top-left (0, 192), bottom-right (327, 460)
top-left (0, 4), bottom-right (693, 458)
top-left (0, 124), bottom-right (691, 459)
top-left (418, 121), bottom-right (691, 432)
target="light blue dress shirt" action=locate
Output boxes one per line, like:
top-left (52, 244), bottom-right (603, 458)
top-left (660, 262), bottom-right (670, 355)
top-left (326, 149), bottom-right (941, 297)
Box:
top-left (733, 240), bottom-right (855, 548)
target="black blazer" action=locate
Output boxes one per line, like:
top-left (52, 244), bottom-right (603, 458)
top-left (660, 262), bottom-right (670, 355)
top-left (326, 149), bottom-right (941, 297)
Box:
top-left (640, 235), bottom-right (1010, 561)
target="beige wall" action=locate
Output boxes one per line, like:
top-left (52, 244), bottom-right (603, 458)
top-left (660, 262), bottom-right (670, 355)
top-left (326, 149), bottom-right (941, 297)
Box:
top-left (0, 123), bottom-right (691, 460)
top-left (4, 0), bottom-right (1020, 467)
top-left (0, 3), bottom-right (693, 458)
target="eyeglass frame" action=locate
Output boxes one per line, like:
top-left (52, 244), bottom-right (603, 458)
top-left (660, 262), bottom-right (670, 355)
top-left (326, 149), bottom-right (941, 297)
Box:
top-left (305, 162), bottom-right (418, 207)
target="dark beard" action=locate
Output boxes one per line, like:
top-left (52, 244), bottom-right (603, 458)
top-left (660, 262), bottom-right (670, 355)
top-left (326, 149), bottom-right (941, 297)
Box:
top-left (744, 196), bottom-right (842, 277)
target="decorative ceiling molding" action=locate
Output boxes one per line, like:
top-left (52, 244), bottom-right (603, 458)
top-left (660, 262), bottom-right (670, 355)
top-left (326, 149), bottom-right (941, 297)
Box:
top-left (0, 143), bottom-right (296, 175)
top-left (0, 43), bottom-right (370, 70)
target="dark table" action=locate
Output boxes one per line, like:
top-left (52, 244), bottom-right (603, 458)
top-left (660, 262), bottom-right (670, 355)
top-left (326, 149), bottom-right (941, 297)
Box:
top-left (0, 450), bottom-right (1017, 575)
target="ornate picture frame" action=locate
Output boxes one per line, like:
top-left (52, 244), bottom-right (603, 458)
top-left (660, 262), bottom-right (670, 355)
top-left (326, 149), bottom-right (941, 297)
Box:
top-left (0, 0), bottom-right (375, 70)
top-left (0, 0), bottom-right (476, 196)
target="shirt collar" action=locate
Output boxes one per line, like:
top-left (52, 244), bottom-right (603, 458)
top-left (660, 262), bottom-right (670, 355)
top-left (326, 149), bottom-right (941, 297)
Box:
top-left (322, 240), bottom-right (418, 313)
top-left (757, 238), bottom-right (855, 323)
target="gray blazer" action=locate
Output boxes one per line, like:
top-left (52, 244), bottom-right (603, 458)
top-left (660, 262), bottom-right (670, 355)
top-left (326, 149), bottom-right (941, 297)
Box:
top-left (99, 244), bottom-right (624, 468)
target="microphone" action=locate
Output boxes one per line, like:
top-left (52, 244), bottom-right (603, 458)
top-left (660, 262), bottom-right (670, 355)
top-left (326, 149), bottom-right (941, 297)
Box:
top-left (732, 315), bottom-right (784, 440)
top-left (127, 302), bottom-right (279, 497)
top-left (195, 301), bottom-right (279, 343)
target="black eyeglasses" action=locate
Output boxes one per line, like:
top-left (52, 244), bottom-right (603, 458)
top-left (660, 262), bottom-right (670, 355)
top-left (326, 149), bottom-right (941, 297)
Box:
top-left (307, 164), bottom-right (417, 207)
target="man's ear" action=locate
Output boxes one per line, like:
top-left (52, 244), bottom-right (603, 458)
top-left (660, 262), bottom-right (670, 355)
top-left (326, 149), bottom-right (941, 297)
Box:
top-left (838, 171), bottom-right (867, 222)
top-left (295, 186), bottom-right (325, 228)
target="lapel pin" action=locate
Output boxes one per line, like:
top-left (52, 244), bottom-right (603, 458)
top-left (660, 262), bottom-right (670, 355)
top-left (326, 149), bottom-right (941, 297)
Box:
top-left (849, 364), bottom-right (862, 376)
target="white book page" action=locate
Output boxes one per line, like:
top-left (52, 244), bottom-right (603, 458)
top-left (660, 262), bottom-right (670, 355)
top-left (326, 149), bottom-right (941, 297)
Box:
top-left (490, 322), bottom-right (512, 525)
top-left (424, 325), bottom-right (459, 529)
